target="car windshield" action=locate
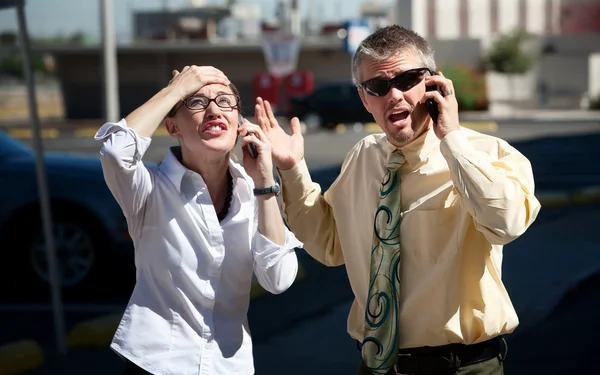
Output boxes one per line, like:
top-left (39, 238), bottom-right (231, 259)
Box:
top-left (0, 130), bottom-right (31, 159)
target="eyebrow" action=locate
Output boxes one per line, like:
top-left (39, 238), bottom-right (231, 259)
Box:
top-left (188, 91), bottom-right (232, 98)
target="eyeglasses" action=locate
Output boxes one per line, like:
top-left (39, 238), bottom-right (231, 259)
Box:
top-left (169, 94), bottom-right (240, 117)
top-left (358, 67), bottom-right (433, 97)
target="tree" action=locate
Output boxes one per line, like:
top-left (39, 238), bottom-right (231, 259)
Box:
top-left (0, 31), bottom-right (17, 46)
top-left (482, 28), bottom-right (534, 102)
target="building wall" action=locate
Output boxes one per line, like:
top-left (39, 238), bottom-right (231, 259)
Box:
top-left (404, 0), bottom-right (562, 42)
top-left (51, 38), bottom-right (482, 119)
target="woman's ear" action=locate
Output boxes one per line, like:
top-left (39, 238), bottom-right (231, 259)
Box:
top-left (164, 117), bottom-right (181, 139)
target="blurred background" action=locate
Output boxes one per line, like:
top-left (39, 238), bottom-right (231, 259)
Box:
top-left (0, 0), bottom-right (599, 374)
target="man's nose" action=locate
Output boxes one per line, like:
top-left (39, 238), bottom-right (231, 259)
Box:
top-left (388, 86), bottom-right (406, 103)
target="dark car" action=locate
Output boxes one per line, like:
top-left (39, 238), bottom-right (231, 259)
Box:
top-left (287, 81), bottom-right (374, 130)
top-left (0, 130), bottom-right (133, 300)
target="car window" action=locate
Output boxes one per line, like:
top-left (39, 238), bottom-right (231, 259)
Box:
top-left (309, 84), bottom-right (354, 106)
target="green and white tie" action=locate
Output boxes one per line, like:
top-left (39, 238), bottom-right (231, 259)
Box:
top-left (362, 149), bottom-right (406, 375)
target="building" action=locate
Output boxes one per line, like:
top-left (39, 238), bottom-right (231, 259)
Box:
top-left (393, 0), bottom-right (600, 110)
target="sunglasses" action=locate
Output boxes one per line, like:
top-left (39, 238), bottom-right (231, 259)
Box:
top-left (359, 67), bottom-right (434, 97)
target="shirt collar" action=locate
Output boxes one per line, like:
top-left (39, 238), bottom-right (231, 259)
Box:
top-left (380, 125), bottom-right (439, 169)
top-left (159, 146), bottom-right (253, 202)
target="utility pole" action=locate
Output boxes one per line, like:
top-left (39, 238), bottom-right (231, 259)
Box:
top-left (100, 0), bottom-right (120, 122)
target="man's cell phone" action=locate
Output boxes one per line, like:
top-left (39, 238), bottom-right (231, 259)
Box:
top-left (239, 114), bottom-right (258, 158)
top-left (425, 72), bottom-right (440, 124)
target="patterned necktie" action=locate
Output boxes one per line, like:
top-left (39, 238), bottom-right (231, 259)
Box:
top-left (362, 149), bottom-right (406, 375)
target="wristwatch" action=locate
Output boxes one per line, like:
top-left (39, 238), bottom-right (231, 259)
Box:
top-left (253, 184), bottom-right (281, 196)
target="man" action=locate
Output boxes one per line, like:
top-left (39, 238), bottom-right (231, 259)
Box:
top-left (254, 25), bottom-right (541, 375)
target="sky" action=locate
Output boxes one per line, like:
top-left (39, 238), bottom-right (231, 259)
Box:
top-left (0, 0), bottom-right (372, 43)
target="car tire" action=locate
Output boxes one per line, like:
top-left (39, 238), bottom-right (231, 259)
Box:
top-left (3, 207), bottom-right (109, 301)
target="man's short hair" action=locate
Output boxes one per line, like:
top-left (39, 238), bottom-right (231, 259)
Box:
top-left (351, 25), bottom-right (436, 85)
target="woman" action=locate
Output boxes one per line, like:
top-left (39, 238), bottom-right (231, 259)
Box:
top-left (94, 65), bottom-right (302, 375)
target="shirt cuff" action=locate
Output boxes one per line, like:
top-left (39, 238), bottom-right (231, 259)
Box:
top-left (252, 229), bottom-right (303, 269)
top-left (94, 118), bottom-right (152, 162)
top-left (277, 158), bottom-right (313, 200)
top-left (94, 118), bottom-right (128, 140)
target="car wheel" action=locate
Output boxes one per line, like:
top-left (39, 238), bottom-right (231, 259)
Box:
top-left (29, 220), bottom-right (97, 288)
top-left (3, 208), bottom-right (108, 301)
top-left (303, 112), bottom-right (323, 130)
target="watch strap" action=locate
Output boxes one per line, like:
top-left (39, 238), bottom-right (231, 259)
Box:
top-left (253, 184), bottom-right (280, 196)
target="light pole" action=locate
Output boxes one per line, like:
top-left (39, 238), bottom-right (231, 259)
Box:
top-left (100, 0), bottom-right (120, 122)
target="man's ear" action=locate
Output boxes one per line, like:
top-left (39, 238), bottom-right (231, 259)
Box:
top-left (164, 117), bottom-right (181, 139)
top-left (357, 87), bottom-right (372, 114)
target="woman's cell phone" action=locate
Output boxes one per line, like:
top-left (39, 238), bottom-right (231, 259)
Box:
top-left (239, 115), bottom-right (258, 158)
top-left (247, 143), bottom-right (258, 159)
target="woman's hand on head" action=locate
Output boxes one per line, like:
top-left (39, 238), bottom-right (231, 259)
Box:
top-left (167, 66), bottom-right (230, 101)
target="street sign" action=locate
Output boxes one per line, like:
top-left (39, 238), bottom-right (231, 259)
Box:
top-left (343, 19), bottom-right (371, 55)
top-left (260, 31), bottom-right (300, 78)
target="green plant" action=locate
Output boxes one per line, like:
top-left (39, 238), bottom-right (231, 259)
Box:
top-left (438, 64), bottom-right (488, 111)
top-left (0, 54), bottom-right (47, 79)
top-left (481, 28), bottom-right (534, 101)
top-left (482, 28), bottom-right (534, 75)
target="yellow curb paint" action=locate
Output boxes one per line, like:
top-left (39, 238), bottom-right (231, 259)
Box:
top-left (571, 186), bottom-right (600, 204)
top-left (537, 192), bottom-right (571, 207)
top-left (461, 122), bottom-right (498, 132)
top-left (67, 313), bottom-right (122, 349)
top-left (335, 124), bottom-right (346, 134)
top-left (0, 340), bottom-right (45, 375)
top-left (364, 123), bottom-right (380, 133)
top-left (73, 127), bottom-right (99, 138)
top-left (154, 127), bottom-right (170, 137)
top-left (7, 128), bottom-right (59, 139)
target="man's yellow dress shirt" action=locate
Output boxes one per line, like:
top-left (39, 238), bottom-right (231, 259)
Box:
top-left (278, 126), bottom-right (541, 349)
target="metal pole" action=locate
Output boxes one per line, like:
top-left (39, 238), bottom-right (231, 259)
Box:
top-left (100, 0), bottom-right (120, 122)
top-left (15, 0), bottom-right (67, 354)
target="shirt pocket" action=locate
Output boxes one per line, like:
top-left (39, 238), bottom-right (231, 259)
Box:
top-left (401, 203), bottom-right (461, 265)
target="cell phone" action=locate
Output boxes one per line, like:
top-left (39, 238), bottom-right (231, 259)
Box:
top-left (425, 72), bottom-right (440, 124)
top-left (239, 114), bottom-right (258, 159)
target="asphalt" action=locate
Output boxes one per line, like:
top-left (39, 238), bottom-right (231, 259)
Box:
top-left (2, 117), bottom-right (600, 375)
top-left (12, 203), bottom-right (600, 375)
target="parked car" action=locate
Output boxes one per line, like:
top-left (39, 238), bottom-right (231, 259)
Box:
top-left (0, 130), bottom-right (133, 299)
top-left (287, 81), bottom-right (375, 130)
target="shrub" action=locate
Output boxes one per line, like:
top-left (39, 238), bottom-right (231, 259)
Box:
top-left (437, 64), bottom-right (488, 111)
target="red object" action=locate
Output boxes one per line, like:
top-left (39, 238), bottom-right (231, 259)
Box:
top-left (284, 70), bottom-right (314, 113)
top-left (560, 1), bottom-right (600, 34)
top-left (253, 71), bottom-right (281, 109)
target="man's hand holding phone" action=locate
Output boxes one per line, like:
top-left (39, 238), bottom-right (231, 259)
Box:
top-left (421, 70), bottom-right (460, 140)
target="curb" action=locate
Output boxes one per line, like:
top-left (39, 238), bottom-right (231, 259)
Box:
top-left (66, 313), bottom-right (123, 349)
top-left (0, 340), bottom-right (45, 375)
top-left (299, 121), bottom-right (499, 135)
top-left (0, 126), bottom-right (172, 140)
top-left (327, 121), bottom-right (498, 135)
top-left (65, 263), bottom-right (306, 349)
top-left (537, 186), bottom-right (600, 207)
